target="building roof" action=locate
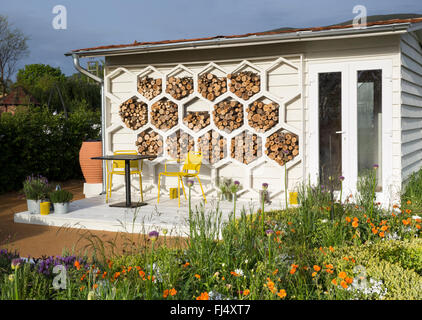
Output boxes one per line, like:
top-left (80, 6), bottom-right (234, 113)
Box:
top-left (0, 86), bottom-right (39, 106)
top-left (67, 14), bottom-right (422, 57)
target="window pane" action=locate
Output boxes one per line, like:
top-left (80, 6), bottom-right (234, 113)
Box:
top-left (319, 72), bottom-right (342, 189)
top-left (357, 69), bottom-right (382, 190)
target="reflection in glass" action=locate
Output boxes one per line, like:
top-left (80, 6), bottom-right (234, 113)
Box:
top-left (319, 72), bottom-right (342, 189)
top-left (357, 69), bottom-right (382, 190)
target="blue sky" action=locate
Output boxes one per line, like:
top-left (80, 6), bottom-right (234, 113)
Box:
top-left (1, 0), bottom-right (421, 77)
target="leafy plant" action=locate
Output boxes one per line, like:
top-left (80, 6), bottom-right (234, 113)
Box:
top-left (22, 174), bottom-right (52, 200)
top-left (49, 189), bottom-right (73, 203)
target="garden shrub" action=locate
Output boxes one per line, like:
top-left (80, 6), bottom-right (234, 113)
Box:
top-left (320, 239), bottom-right (422, 300)
top-left (0, 102), bottom-right (100, 193)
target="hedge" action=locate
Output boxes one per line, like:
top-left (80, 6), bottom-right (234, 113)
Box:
top-left (0, 103), bottom-right (100, 193)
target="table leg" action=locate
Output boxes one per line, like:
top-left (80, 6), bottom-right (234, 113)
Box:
top-left (125, 159), bottom-right (131, 206)
top-left (110, 160), bottom-right (147, 208)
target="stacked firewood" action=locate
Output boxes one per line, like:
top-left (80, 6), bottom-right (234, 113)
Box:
top-left (137, 76), bottom-right (162, 100)
top-left (246, 101), bottom-right (279, 132)
top-left (198, 73), bottom-right (227, 101)
top-left (119, 97), bottom-right (148, 130)
top-left (166, 130), bottom-right (195, 159)
top-left (183, 111), bottom-right (210, 132)
top-left (150, 99), bottom-right (178, 131)
top-left (212, 99), bottom-right (243, 133)
top-left (166, 76), bottom-right (194, 100)
top-left (136, 130), bottom-right (163, 156)
top-left (197, 130), bottom-right (226, 164)
top-left (265, 131), bottom-right (299, 166)
top-left (230, 131), bottom-right (262, 164)
top-left (228, 71), bottom-right (260, 100)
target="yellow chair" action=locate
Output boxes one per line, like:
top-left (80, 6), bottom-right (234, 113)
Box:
top-left (157, 151), bottom-right (207, 207)
top-left (106, 150), bottom-right (144, 203)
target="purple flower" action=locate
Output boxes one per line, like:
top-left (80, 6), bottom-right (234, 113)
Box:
top-left (373, 164), bottom-right (379, 169)
top-left (148, 230), bottom-right (159, 241)
top-left (282, 149), bottom-right (290, 155)
top-left (187, 180), bottom-right (194, 187)
top-left (234, 181), bottom-right (240, 186)
top-left (11, 258), bottom-right (23, 270)
top-left (339, 176), bottom-right (345, 181)
top-left (262, 183), bottom-right (268, 190)
top-left (265, 229), bottom-right (274, 236)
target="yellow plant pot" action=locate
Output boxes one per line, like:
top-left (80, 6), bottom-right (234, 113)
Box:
top-left (40, 202), bottom-right (50, 215)
top-left (289, 192), bottom-right (298, 205)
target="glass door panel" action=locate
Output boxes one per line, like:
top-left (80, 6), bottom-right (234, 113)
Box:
top-left (318, 72), bottom-right (342, 189)
top-left (357, 69), bottom-right (382, 191)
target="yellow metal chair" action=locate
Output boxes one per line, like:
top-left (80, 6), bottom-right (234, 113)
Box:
top-left (157, 151), bottom-right (207, 207)
top-left (106, 150), bottom-right (144, 203)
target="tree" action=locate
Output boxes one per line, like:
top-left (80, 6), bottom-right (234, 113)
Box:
top-left (16, 63), bottom-right (67, 110)
top-left (16, 64), bottom-right (65, 89)
top-left (16, 63), bottom-right (101, 112)
top-left (0, 15), bottom-right (29, 96)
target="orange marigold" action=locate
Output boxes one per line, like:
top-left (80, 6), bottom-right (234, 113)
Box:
top-left (194, 274), bottom-right (201, 279)
top-left (163, 289), bottom-right (169, 298)
top-left (352, 220), bottom-right (359, 228)
top-left (277, 289), bottom-right (287, 299)
top-left (74, 261), bottom-right (81, 270)
top-left (331, 278), bottom-right (337, 286)
top-left (338, 271), bottom-right (347, 279)
top-left (313, 265), bottom-right (321, 272)
top-left (340, 280), bottom-right (348, 289)
top-left (243, 289), bottom-right (250, 296)
top-left (196, 292), bottom-right (209, 300)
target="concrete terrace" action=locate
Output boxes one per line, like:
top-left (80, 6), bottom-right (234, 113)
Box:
top-left (14, 193), bottom-right (283, 237)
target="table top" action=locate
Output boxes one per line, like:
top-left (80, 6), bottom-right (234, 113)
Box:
top-left (91, 154), bottom-right (157, 161)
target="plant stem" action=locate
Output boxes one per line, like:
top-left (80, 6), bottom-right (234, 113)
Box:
top-left (189, 186), bottom-right (192, 240)
top-left (285, 164), bottom-right (288, 210)
top-left (233, 192), bottom-right (237, 220)
top-left (370, 169), bottom-right (377, 220)
top-left (262, 191), bottom-right (265, 234)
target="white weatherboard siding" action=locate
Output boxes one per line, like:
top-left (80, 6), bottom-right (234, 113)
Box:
top-left (104, 34), bottom-right (402, 203)
top-left (401, 32), bottom-right (422, 183)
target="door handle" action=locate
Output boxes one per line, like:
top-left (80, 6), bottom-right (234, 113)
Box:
top-left (335, 131), bottom-right (345, 134)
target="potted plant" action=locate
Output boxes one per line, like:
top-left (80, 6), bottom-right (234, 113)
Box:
top-left (217, 178), bottom-right (242, 202)
top-left (49, 189), bottom-right (73, 214)
top-left (22, 175), bottom-right (52, 214)
top-left (218, 178), bottom-right (233, 201)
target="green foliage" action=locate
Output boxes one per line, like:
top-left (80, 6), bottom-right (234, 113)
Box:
top-left (402, 169), bottom-right (422, 207)
top-left (0, 103), bottom-right (100, 193)
top-left (49, 189), bottom-right (73, 203)
top-left (22, 174), bottom-right (53, 200)
top-left (321, 239), bottom-right (422, 300)
top-left (15, 63), bottom-right (101, 112)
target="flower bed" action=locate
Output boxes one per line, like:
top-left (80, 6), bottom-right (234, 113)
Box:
top-left (1, 169), bottom-right (421, 300)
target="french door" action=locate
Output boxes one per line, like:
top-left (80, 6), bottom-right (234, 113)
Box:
top-left (309, 60), bottom-right (392, 200)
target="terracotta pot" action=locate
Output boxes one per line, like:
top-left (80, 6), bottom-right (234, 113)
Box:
top-left (79, 140), bottom-right (103, 183)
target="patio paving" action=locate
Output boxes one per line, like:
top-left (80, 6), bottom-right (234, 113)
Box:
top-left (14, 192), bottom-right (282, 237)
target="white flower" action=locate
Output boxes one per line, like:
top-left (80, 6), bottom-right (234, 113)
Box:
top-left (412, 215), bottom-right (421, 220)
top-left (234, 268), bottom-right (244, 276)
